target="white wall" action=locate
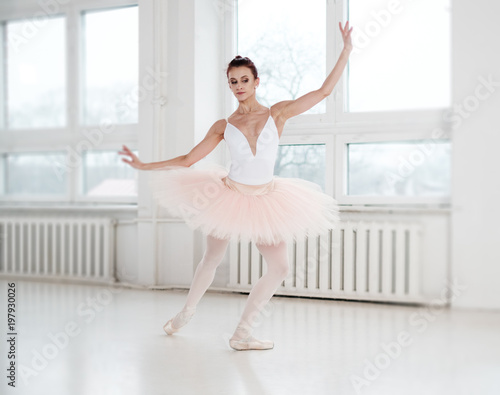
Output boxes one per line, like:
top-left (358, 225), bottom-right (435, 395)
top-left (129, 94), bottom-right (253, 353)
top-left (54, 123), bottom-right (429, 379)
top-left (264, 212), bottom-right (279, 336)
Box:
top-left (134, 0), bottom-right (226, 287)
top-left (135, 0), bottom-right (198, 286)
top-left (451, 0), bottom-right (500, 310)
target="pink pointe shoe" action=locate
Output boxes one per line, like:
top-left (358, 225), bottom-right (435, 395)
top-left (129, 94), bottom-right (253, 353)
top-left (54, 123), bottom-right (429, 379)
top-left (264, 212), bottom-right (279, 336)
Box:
top-left (229, 326), bottom-right (274, 350)
top-left (163, 307), bottom-right (196, 335)
top-left (229, 336), bottom-right (274, 351)
top-left (163, 319), bottom-right (178, 335)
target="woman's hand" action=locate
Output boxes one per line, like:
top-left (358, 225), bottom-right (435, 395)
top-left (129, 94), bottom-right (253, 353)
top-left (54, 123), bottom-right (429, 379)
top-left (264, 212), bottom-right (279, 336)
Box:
top-left (272, 20), bottom-right (354, 121)
top-left (339, 21), bottom-right (353, 52)
top-left (118, 145), bottom-right (144, 170)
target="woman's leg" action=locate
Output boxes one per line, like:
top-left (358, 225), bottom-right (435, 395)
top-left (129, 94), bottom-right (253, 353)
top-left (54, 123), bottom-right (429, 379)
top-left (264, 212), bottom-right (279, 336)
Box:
top-left (230, 240), bottom-right (289, 349)
top-left (164, 234), bottom-right (230, 333)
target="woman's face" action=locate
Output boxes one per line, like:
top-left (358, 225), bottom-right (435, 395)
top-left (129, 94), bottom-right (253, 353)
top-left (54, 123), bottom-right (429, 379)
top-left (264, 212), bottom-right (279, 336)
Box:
top-left (227, 66), bottom-right (259, 101)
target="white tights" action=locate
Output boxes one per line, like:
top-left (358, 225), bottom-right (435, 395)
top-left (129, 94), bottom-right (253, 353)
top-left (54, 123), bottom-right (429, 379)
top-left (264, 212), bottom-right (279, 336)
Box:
top-left (170, 234), bottom-right (289, 340)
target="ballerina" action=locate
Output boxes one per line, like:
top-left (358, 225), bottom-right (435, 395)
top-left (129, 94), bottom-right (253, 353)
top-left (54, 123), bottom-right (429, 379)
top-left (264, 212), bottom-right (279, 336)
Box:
top-left (119, 21), bottom-right (353, 350)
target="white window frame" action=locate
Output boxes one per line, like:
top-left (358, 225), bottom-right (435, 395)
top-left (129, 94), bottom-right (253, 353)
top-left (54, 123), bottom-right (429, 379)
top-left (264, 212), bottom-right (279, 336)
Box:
top-left (0, 0), bottom-right (138, 204)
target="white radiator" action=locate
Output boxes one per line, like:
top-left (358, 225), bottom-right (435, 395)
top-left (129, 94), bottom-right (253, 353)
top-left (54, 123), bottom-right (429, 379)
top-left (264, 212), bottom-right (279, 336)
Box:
top-left (228, 221), bottom-right (423, 303)
top-left (0, 216), bottom-right (116, 283)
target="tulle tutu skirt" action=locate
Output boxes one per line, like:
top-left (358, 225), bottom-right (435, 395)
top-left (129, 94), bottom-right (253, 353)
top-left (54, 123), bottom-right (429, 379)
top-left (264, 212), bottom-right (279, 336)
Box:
top-left (147, 163), bottom-right (339, 246)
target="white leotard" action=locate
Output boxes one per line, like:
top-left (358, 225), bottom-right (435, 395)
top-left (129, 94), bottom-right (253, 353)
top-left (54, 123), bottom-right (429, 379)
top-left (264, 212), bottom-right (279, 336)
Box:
top-left (224, 108), bottom-right (279, 185)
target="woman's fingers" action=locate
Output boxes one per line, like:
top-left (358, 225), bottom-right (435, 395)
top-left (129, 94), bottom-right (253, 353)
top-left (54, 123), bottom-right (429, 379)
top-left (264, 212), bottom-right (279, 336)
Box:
top-left (339, 21), bottom-right (352, 36)
top-left (122, 145), bottom-right (133, 154)
top-left (118, 151), bottom-right (133, 159)
top-left (119, 145), bottom-right (142, 169)
top-left (119, 145), bottom-right (135, 168)
top-left (345, 24), bottom-right (351, 34)
top-left (340, 21), bottom-right (345, 34)
top-left (119, 145), bottom-right (137, 159)
top-left (340, 22), bottom-right (353, 40)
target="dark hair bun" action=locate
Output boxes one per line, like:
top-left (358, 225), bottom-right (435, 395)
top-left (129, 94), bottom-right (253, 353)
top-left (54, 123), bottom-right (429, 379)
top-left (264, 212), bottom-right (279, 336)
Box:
top-left (226, 56), bottom-right (258, 80)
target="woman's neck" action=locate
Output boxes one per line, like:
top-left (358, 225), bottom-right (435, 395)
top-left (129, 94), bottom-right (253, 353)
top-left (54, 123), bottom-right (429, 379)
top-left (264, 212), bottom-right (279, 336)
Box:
top-left (237, 96), bottom-right (265, 114)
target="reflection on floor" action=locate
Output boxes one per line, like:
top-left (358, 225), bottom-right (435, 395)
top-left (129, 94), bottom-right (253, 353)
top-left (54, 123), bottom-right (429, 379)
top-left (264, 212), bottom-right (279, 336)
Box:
top-left (0, 280), bottom-right (499, 395)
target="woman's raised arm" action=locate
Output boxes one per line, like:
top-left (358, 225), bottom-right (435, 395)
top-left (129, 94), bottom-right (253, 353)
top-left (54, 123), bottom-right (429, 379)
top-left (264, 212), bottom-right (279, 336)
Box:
top-left (119, 119), bottom-right (226, 170)
top-left (273, 21), bottom-right (353, 122)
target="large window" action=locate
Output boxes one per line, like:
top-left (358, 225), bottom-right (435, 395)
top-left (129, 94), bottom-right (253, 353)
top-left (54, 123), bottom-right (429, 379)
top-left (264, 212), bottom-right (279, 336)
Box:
top-left (0, 3), bottom-right (138, 203)
top-left (6, 17), bottom-right (66, 129)
top-left (347, 141), bottom-right (451, 197)
top-left (347, 0), bottom-right (451, 112)
top-left (237, 0), bottom-right (326, 114)
top-left (83, 6), bottom-right (138, 125)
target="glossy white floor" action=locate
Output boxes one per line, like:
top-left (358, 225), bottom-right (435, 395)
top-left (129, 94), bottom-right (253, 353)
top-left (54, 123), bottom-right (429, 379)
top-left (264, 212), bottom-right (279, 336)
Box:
top-left (1, 279), bottom-right (499, 395)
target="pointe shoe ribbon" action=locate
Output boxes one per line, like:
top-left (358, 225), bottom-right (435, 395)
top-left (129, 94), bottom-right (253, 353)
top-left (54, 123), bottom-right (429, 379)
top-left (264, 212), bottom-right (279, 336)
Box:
top-left (229, 336), bottom-right (274, 351)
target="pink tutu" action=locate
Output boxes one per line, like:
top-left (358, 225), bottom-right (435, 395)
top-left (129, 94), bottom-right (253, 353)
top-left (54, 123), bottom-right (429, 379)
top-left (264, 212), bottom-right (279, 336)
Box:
top-left (147, 163), bottom-right (339, 246)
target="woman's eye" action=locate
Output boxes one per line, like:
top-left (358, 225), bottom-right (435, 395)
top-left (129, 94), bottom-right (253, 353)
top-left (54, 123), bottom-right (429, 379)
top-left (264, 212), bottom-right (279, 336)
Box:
top-left (231, 81), bottom-right (237, 84)
top-left (243, 79), bottom-right (248, 83)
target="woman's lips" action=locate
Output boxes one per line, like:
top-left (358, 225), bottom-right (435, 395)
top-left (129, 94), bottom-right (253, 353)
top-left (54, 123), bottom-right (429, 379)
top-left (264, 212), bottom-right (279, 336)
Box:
top-left (237, 92), bottom-right (245, 95)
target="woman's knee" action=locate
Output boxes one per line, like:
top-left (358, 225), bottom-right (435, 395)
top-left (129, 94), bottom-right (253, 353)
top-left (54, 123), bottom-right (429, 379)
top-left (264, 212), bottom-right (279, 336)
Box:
top-left (274, 260), bottom-right (289, 279)
top-left (265, 256), bottom-right (289, 280)
top-left (257, 242), bottom-right (289, 279)
top-left (200, 249), bottom-right (224, 269)
top-left (204, 236), bottom-right (230, 262)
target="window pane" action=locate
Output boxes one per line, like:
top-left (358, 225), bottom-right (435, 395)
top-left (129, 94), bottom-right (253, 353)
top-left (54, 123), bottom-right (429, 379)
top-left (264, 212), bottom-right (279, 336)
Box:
top-left (347, 141), bottom-right (451, 197)
top-left (7, 17), bottom-right (66, 128)
top-left (238, 0), bottom-right (326, 114)
top-left (83, 6), bottom-right (138, 125)
top-left (348, 0), bottom-right (451, 112)
top-left (274, 144), bottom-right (326, 191)
top-left (6, 153), bottom-right (66, 195)
top-left (82, 151), bottom-right (137, 197)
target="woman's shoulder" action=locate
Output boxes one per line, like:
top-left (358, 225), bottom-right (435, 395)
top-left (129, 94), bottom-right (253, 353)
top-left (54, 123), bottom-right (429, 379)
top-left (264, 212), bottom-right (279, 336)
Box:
top-left (210, 118), bottom-right (229, 138)
top-left (214, 118), bottom-right (228, 126)
top-left (269, 102), bottom-right (288, 116)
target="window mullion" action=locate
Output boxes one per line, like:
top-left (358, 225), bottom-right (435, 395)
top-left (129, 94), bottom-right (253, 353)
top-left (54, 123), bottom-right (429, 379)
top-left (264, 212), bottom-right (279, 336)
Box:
top-left (67, 6), bottom-right (80, 132)
top-left (67, 6), bottom-right (80, 202)
top-left (326, 0), bottom-right (340, 123)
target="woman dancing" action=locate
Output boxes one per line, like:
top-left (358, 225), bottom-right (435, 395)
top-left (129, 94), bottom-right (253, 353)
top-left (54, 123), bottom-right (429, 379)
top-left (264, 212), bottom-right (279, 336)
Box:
top-left (119, 21), bottom-right (353, 350)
